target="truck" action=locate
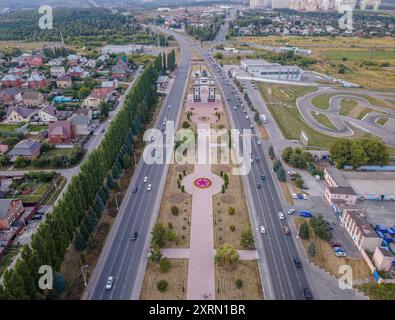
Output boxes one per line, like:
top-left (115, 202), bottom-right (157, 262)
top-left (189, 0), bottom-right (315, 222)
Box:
top-left (260, 114), bottom-right (267, 123)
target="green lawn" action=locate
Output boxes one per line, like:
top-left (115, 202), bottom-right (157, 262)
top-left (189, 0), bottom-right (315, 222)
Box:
top-left (340, 98), bottom-right (358, 111)
top-left (358, 282), bottom-right (395, 300)
top-left (311, 94), bottom-right (333, 110)
top-left (323, 49), bottom-right (395, 61)
top-left (357, 108), bottom-right (373, 120)
top-left (28, 125), bottom-right (47, 132)
top-left (377, 117), bottom-right (389, 126)
top-left (0, 124), bottom-right (22, 132)
top-left (17, 182), bottom-right (50, 202)
top-left (258, 84), bottom-right (338, 149)
top-left (311, 111), bottom-right (337, 130)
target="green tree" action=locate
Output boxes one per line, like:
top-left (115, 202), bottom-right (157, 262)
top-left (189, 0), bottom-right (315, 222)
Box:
top-left (308, 241), bottom-right (317, 257)
top-left (299, 222), bottom-right (310, 240)
top-left (215, 243), bottom-right (239, 270)
top-left (240, 230), bottom-right (254, 249)
top-left (151, 223), bottom-right (166, 248)
top-left (330, 138), bottom-right (352, 168)
top-left (350, 140), bottom-right (368, 169)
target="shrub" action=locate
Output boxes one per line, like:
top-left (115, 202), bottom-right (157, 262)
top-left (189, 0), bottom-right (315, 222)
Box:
top-left (159, 258), bottom-right (171, 273)
top-left (235, 279), bottom-right (243, 289)
top-left (157, 280), bottom-right (168, 292)
top-left (171, 206), bottom-right (179, 216)
top-left (229, 224), bottom-right (236, 232)
top-left (228, 207), bottom-right (236, 215)
top-left (299, 222), bottom-right (310, 240)
top-left (240, 230), bottom-right (254, 249)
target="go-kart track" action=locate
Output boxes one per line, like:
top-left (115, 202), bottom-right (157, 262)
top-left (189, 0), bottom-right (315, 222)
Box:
top-left (297, 88), bottom-right (395, 146)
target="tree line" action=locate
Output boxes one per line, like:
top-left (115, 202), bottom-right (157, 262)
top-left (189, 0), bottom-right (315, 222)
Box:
top-left (0, 55), bottom-right (162, 300)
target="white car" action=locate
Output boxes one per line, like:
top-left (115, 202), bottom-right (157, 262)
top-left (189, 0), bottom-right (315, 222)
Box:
top-left (292, 193), bottom-right (298, 199)
top-left (168, 104), bottom-right (172, 109)
top-left (105, 276), bottom-right (114, 290)
top-left (287, 208), bottom-right (296, 215)
top-left (335, 251), bottom-right (347, 257)
top-left (147, 184), bottom-right (152, 191)
top-left (260, 225), bottom-right (266, 234)
top-left (257, 140), bottom-right (261, 145)
top-left (302, 194), bottom-right (308, 200)
top-left (143, 176), bottom-right (148, 183)
top-left (279, 212), bottom-right (285, 220)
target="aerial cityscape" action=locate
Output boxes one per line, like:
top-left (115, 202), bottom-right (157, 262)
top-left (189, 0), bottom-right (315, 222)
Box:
top-left (0, 0), bottom-right (394, 309)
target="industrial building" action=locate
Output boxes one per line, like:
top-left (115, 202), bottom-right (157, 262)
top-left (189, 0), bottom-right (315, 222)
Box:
top-left (240, 59), bottom-right (302, 81)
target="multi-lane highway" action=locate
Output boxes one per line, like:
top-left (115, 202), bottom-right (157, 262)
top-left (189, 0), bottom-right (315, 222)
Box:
top-left (85, 35), bottom-right (191, 300)
top-left (166, 29), bottom-right (313, 300)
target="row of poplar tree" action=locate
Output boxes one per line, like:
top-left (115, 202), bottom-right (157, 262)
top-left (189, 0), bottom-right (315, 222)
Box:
top-left (0, 55), bottom-right (163, 300)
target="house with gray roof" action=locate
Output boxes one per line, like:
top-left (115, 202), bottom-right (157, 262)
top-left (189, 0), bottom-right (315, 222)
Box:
top-left (7, 140), bottom-right (42, 161)
top-left (5, 106), bottom-right (37, 123)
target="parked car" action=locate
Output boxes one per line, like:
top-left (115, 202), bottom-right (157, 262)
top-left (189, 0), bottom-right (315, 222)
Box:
top-left (32, 215), bottom-right (42, 221)
top-left (333, 246), bottom-right (345, 253)
top-left (292, 193), bottom-right (298, 199)
top-left (299, 211), bottom-right (313, 218)
top-left (105, 276), bottom-right (114, 290)
top-left (335, 251), bottom-right (347, 257)
top-left (331, 241), bottom-right (342, 248)
top-left (293, 257), bottom-right (302, 268)
top-left (287, 208), bottom-right (296, 215)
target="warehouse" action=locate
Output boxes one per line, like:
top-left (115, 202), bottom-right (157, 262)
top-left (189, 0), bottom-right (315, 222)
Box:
top-left (240, 59), bottom-right (302, 81)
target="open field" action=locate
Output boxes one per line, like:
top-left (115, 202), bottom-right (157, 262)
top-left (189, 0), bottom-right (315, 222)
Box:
top-left (257, 83), bottom-right (339, 149)
top-left (140, 259), bottom-right (188, 300)
top-left (237, 36), bottom-right (395, 90)
top-left (295, 218), bottom-right (372, 282)
top-left (0, 41), bottom-right (62, 52)
top-left (215, 261), bottom-right (263, 300)
top-left (311, 111), bottom-right (337, 130)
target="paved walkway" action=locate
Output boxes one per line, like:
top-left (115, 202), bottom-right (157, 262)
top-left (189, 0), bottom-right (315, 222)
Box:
top-left (161, 248), bottom-right (258, 261)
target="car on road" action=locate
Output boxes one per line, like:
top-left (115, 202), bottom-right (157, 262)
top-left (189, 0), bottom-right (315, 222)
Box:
top-left (257, 183), bottom-right (262, 189)
top-left (105, 276), bottom-right (114, 290)
top-left (255, 156), bottom-right (260, 162)
top-left (132, 186), bottom-right (138, 193)
top-left (279, 212), bottom-right (285, 220)
top-left (168, 104), bottom-right (172, 109)
top-left (287, 208), bottom-right (296, 215)
top-left (147, 184), bottom-right (152, 191)
top-left (303, 288), bottom-right (313, 300)
top-left (131, 231), bottom-right (138, 241)
top-left (260, 174), bottom-right (266, 180)
top-left (282, 226), bottom-right (290, 235)
top-left (101, 128), bottom-right (105, 133)
top-left (257, 140), bottom-right (261, 145)
top-left (143, 176), bottom-right (148, 183)
top-left (293, 257), bottom-right (302, 268)
top-left (260, 225), bottom-right (266, 234)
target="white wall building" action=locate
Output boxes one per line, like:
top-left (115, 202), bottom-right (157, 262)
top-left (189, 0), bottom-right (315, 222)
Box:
top-left (240, 59), bottom-right (302, 81)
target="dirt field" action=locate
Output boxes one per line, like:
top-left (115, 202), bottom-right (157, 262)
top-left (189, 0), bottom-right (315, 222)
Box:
top-left (0, 41), bottom-right (62, 52)
top-left (140, 259), bottom-right (189, 300)
top-left (215, 261), bottom-right (263, 300)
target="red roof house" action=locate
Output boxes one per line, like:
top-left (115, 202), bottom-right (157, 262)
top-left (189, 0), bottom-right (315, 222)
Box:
top-left (48, 120), bottom-right (76, 144)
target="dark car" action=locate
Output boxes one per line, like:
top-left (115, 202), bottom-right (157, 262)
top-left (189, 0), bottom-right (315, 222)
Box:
top-left (293, 257), bottom-right (302, 268)
top-left (32, 215), bottom-right (42, 221)
top-left (331, 241), bottom-right (342, 248)
top-left (260, 174), bottom-right (266, 180)
top-left (257, 183), bottom-right (262, 189)
top-left (303, 288), bottom-right (313, 300)
top-left (132, 186), bottom-right (138, 193)
top-left (255, 156), bottom-right (260, 162)
top-left (131, 231), bottom-right (138, 241)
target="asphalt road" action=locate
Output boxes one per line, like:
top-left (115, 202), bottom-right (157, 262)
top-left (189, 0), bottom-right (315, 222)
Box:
top-left (86, 36), bottom-right (191, 300)
top-left (169, 30), bottom-right (313, 300)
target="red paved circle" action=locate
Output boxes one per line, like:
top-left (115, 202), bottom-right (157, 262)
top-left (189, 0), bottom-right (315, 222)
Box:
top-left (194, 178), bottom-right (212, 189)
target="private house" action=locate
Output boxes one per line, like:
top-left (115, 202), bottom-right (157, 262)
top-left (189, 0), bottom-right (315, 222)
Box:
top-left (324, 167), bottom-right (358, 206)
top-left (0, 144), bottom-right (9, 154)
top-left (25, 55), bottom-right (45, 68)
top-left (67, 54), bottom-right (81, 67)
top-left (83, 88), bottom-right (113, 108)
top-left (71, 114), bottom-right (92, 135)
top-left (112, 58), bottom-right (128, 79)
top-left (5, 106), bottom-right (37, 123)
top-left (22, 91), bottom-right (45, 107)
top-left (39, 104), bottom-right (72, 123)
top-left (85, 59), bottom-right (96, 69)
top-left (48, 57), bottom-right (64, 66)
top-left (8, 67), bottom-right (28, 77)
top-left (74, 108), bottom-right (93, 120)
top-left (343, 208), bottom-right (382, 252)
top-left (0, 199), bottom-right (24, 230)
top-left (7, 139), bottom-right (42, 161)
top-left (67, 66), bottom-right (86, 78)
top-left (50, 66), bottom-right (66, 78)
top-left (0, 88), bottom-right (23, 106)
top-left (48, 120), bottom-right (76, 144)
top-left (56, 75), bottom-right (72, 88)
top-left (27, 72), bottom-right (48, 89)
top-left (101, 79), bottom-right (119, 89)
top-left (1, 75), bottom-right (23, 88)
top-left (373, 247), bottom-right (395, 272)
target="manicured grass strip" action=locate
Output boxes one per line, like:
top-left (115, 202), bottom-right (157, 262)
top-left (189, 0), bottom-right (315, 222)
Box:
top-left (376, 117), bottom-right (388, 126)
top-left (259, 83), bottom-right (337, 149)
top-left (311, 94), bottom-right (332, 110)
top-left (357, 108), bottom-right (372, 120)
top-left (311, 111), bottom-right (337, 130)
